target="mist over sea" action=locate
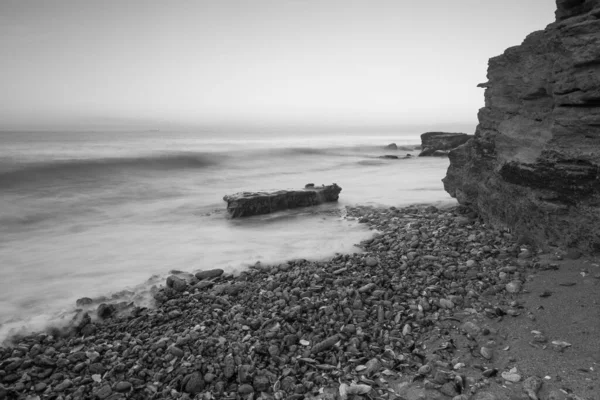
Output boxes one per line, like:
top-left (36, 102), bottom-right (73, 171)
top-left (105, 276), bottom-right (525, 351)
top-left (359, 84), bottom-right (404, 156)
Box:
top-left (0, 131), bottom-right (455, 342)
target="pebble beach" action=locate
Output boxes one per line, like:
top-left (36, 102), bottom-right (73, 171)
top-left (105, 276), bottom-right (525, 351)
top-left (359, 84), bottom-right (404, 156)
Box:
top-left (3, 204), bottom-right (595, 400)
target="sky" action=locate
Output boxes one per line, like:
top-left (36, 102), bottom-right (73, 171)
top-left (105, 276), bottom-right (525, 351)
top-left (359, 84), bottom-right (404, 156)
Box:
top-left (0, 0), bottom-right (556, 132)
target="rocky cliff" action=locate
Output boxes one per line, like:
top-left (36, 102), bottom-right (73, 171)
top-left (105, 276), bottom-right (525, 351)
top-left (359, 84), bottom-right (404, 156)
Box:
top-left (443, 0), bottom-right (600, 253)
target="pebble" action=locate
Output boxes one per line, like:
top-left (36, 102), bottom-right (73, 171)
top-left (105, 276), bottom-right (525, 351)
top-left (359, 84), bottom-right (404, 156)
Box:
top-left (114, 381), bottom-right (132, 393)
top-left (364, 257), bottom-right (378, 267)
top-left (480, 346), bottom-right (494, 360)
top-left (523, 376), bottom-right (543, 400)
top-left (505, 281), bottom-right (522, 293)
top-left (501, 371), bottom-right (522, 382)
top-left (96, 385), bottom-right (112, 399)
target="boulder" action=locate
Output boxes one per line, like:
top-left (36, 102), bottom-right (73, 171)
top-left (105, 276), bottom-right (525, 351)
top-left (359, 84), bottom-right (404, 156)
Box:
top-left (223, 183), bottom-right (342, 218)
top-left (166, 275), bottom-right (187, 292)
top-left (418, 132), bottom-right (473, 156)
top-left (96, 303), bottom-right (116, 319)
top-left (443, 1), bottom-right (600, 254)
top-left (195, 268), bottom-right (224, 280)
top-left (384, 143), bottom-right (398, 150)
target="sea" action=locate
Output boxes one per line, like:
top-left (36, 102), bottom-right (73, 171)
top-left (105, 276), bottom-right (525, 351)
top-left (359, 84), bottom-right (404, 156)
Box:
top-left (0, 130), bottom-right (456, 343)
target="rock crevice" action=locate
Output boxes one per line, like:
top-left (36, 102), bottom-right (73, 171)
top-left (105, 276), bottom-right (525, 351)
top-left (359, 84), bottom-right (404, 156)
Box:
top-left (444, 0), bottom-right (600, 253)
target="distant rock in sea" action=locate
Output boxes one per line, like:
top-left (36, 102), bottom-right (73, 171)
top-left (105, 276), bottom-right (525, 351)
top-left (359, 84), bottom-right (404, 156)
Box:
top-left (384, 143), bottom-right (398, 150)
top-left (418, 132), bottom-right (473, 157)
top-left (223, 183), bottom-right (342, 218)
top-left (444, 0), bottom-right (600, 253)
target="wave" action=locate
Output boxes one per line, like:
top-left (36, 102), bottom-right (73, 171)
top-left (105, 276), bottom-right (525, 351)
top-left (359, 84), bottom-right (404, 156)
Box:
top-left (0, 152), bottom-right (222, 189)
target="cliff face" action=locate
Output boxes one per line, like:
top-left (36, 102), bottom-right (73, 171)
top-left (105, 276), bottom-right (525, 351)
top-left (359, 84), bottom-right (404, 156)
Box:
top-left (443, 0), bottom-right (600, 253)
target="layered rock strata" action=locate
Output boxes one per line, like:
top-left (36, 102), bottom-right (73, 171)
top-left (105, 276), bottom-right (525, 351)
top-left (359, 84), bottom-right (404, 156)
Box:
top-left (418, 132), bottom-right (473, 157)
top-left (223, 183), bottom-right (341, 218)
top-left (444, 0), bottom-right (600, 253)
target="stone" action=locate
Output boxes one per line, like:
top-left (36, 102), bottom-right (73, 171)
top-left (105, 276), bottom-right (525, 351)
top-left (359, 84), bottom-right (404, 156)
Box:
top-left (195, 268), bottom-right (224, 280)
top-left (501, 371), bottom-right (522, 382)
top-left (439, 298), bottom-right (455, 309)
top-left (238, 384), bottom-right (254, 395)
top-left (385, 143), bottom-right (398, 150)
top-left (443, 4), bottom-right (600, 254)
top-left (55, 379), bottom-right (73, 391)
top-left (97, 303), bottom-right (116, 319)
top-left (114, 381), bottom-right (132, 393)
top-left (168, 346), bottom-right (184, 358)
top-left (418, 132), bottom-right (473, 157)
top-left (96, 385), bottom-right (112, 399)
top-left (182, 372), bottom-right (205, 394)
top-left (439, 382), bottom-right (458, 397)
top-left (223, 183), bottom-right (342, 218)
top-left (166, 275), bottom-right (187, 292)
top-left (365, 257), bottom-right (378, 267)
top-left (480, 346), bottom-right (494, 360)
top-left (75, 297), bottom-right (93, 307)
top-left (522, 376), bottom-right (543, 400)
top-left (253, 374), bottom-right (270, 392)
top-left (505, 281), bottom-right (522, 293)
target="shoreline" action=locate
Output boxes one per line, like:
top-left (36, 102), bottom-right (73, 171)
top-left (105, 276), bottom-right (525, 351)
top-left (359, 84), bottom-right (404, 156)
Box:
top-left (0, 204), bottom-right (595, 400)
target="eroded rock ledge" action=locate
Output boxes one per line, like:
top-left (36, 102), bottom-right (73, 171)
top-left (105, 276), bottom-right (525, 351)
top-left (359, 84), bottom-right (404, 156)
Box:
top-left (443, 0), bottom-right (600, 253)
top-left (223, 184), bottom-right (341, 218)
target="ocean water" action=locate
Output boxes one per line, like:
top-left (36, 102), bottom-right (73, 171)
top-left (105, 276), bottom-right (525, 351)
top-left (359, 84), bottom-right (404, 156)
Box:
top-left (0, 131), bottom-right (455, 342)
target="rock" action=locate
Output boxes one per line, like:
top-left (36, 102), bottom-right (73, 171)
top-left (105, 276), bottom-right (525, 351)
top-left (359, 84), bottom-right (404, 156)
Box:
top-left (439, 298), bottom-right (455, 309)
top-left (96, 303), bottom-right (116, 319)
top-left (418, 132), bottom-right (473, 157)
top-left (439, 382), bottom-right (458, 397)
top-left (75, 297), bottom-right (93, 307)
top-left (114, 381), bottom-right (132, 393)
top-left (501, 370), bottom-right (522, 382)
top-left (166, 275), bottom-right (187, 292)
top-left (195, 268), bottom-right (224, 280)
top-left (547, 389), bottom-right (567, 400)
top-left (96, 385), bottom-right (112, 399)
top-left (443, 4), bottom-right (600, 254)
top-left (238, 384), bottom-right (254, 395)
top-left (253, 374), bottom-right (270, 392)
top-left (480, 346), bottom-right (494, 360)
top-left (380, 155), bottom-right (399, 159)
top-left (461, 321), bottom-right (481, 336)
top-left (182, 372), bottom-right (205, 394)
top-left (223, 183), bottom-right (342, 218)
top-left (385, 143), bottom-right (398, 150)
top-left (55, 379), bottom-right (73, 391)
top-left (168, 346), bottom-right (184, 358)
top-left (505, 281), bottom-right (522, 293)
top-left (81, 323), bottom-right (97, 336)
top-left (522, 376), bottom-right (543, 400)
top-left (364, 257), bottom-right (378, 267)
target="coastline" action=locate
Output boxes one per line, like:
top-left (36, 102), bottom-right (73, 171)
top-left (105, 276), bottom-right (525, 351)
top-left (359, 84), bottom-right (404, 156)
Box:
top-left (0, 204), bottom-right (596, 400)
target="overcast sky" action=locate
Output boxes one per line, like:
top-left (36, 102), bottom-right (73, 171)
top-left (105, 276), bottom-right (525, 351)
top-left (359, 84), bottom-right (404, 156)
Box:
top-left (0, 0), bottom-right (556, 132)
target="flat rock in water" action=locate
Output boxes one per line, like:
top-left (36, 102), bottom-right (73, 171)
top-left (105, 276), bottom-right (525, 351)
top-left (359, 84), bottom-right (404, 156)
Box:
top-left (223, 183), bottom-right (342, 218)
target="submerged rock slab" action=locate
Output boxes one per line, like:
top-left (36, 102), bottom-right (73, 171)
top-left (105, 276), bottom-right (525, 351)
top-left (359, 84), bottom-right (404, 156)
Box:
top-left (443, 0), bottom-right (600, 253)
top-left (418, 132), bottom-right (473, 157)
top-left (223, 183), bottom-right (341, 218)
